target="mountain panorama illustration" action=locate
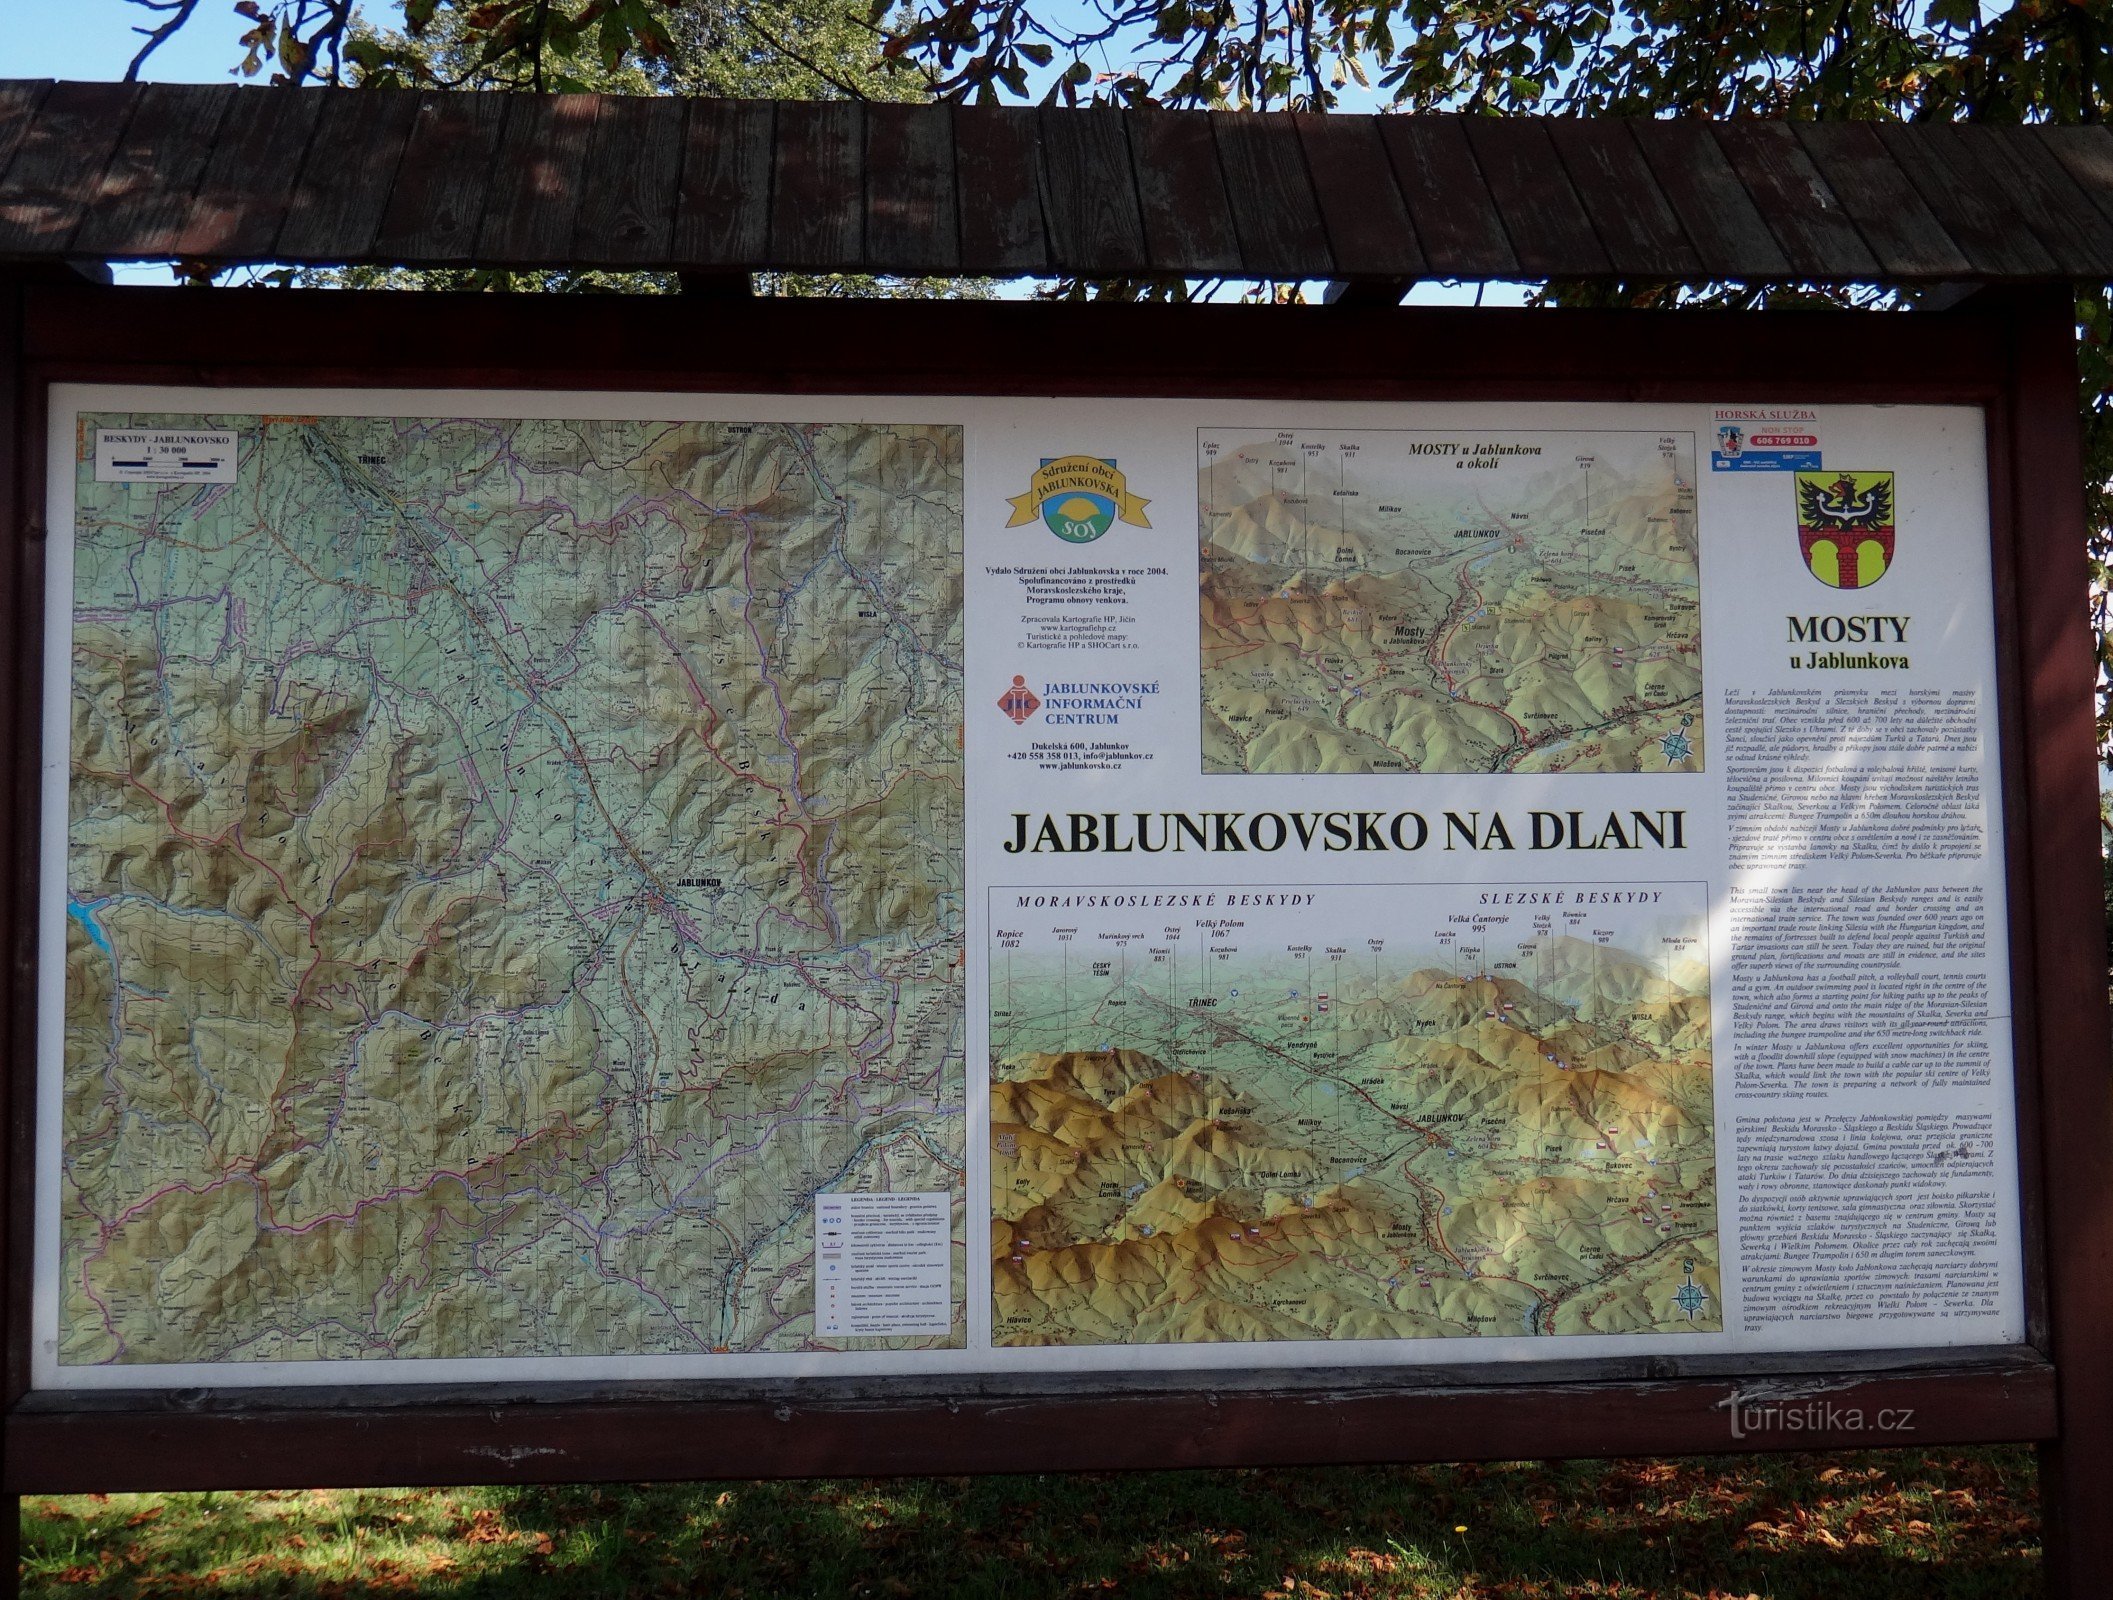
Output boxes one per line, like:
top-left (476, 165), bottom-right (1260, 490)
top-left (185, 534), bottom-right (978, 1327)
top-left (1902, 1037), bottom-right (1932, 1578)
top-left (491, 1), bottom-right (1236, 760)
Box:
top-left (990, 895), bottom-right (1717, 1347)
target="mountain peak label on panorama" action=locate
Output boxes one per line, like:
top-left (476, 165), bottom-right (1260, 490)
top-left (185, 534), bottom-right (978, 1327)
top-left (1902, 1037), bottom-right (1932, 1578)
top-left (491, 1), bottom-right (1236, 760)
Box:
top-left (1006, 456), bottom-right (1151, 543)
top-left (1795, 470), bottom-right (1895, 589)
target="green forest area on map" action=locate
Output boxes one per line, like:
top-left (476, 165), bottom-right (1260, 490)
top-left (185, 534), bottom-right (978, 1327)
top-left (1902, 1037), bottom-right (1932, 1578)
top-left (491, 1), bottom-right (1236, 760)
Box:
top-left (61, 412), bottom-right (964, 1366)
top-left (1199, 430), bottom-right (1702, 775)
top-left (989, 891), bottom-right (1717, 1346)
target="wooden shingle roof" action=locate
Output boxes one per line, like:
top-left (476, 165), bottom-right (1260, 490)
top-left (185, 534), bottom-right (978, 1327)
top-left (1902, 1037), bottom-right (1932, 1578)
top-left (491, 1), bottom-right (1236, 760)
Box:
top-left (6, 78), bottom-right (2113, 283)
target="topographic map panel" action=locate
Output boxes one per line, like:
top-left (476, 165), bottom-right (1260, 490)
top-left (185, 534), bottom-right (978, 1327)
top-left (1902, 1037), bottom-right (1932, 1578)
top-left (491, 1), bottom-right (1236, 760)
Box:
top-left (1199, 430), bottom-right (1703, 775)
top-left (61, 412), bottom-right (964, 1366)
top-left (989, 886), bottom-right (1716, 1346)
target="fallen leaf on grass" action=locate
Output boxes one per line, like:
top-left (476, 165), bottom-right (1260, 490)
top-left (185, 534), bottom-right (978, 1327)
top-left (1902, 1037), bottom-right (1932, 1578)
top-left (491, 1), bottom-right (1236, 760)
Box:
top-left (453, 1507), bottom-right (517, 1545)
top-left (1130, 1542), bottom-right (1193, 1571)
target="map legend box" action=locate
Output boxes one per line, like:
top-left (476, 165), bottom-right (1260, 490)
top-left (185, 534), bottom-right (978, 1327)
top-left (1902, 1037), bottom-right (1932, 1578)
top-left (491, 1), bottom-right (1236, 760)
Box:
top-left (814, 1193), bottom-right (954, 1338)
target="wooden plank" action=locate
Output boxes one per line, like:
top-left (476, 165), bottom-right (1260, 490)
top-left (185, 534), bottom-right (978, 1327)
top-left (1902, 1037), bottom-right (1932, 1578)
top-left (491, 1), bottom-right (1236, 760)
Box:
top-left (18, 95), bottom-right (2113, 282)
top-left (1463, 116), bottom-right (1610, 276)
top-left (1294, 114), bottom-right (1423, 279)
top-left (275, 89), bottom-right (420, 264)
top-left (1036, 106), bottom-right (1147, 276)
top-left (0, 81), bottom-right (53, 189)
top-left (373, 91), bottom-right (510, 266)
top-left (71, 83), bottom-right (230, 260)
top-left (0, 82), bottom-right (141, 256)
top-left (771, 100), bottom-right (862, 271)
top-left (1961, 126), bottom-right (2113, 278)
top-left (953, 104), bottom-right (1046, 275)
top-left (1877, 123), bottom-right (2055, 278)
top-left (14, 276), bottom-right (2015, 401)
top-left (1213, 110), bottom-right (1333, 280)
top-left (1710, 121), bottom-right (1877, 279)
top-left (1629, 119), bottom-right (1789, 280)
top-left (1, 1355), bottom-right (2059, 1494)
top-left (1127, 111), bottom-right (1242, 276)
top-left (1792, 121), bottom-right (1969, 279)
top-left (865, 102), bottom-right (956, 275)
top-left (572, 95), bottom-right (685, 269)
top-left (1376, 117), bottom-right (1515, 278)
top-left (474, 93), bottom-right (598, 267)
top-left (1546, 117), bottom-right (1697, 278)
top-left (671, 99), bottom-right (773, 270)
top-left (2034, 126), bottom-right (2113, 245)
top-left (169, 89), bottom-right (325, 262)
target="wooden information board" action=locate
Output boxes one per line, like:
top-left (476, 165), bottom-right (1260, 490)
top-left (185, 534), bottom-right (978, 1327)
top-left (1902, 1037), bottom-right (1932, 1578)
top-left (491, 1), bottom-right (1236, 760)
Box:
top-left (1, 277), bottom-right (2105, 1588)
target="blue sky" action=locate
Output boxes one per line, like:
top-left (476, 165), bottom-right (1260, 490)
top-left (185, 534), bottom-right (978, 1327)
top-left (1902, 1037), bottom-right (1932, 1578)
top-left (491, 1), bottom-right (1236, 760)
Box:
top-left (1, 0), bottom-right (244, 82)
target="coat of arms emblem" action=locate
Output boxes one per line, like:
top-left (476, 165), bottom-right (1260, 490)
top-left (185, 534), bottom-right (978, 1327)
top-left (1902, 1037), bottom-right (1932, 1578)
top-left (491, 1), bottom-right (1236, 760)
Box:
top-left (1795, 470), bottom-right (1895, 589)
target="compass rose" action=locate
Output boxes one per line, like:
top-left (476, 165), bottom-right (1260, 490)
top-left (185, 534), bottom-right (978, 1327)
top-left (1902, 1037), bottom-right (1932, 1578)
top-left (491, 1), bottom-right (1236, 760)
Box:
top-left (1671, 1257), bottom-right (1710, 1322)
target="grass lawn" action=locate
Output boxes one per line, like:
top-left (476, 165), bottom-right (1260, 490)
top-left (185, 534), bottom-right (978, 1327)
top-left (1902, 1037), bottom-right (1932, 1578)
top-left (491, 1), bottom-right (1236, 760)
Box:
top-left (18, 1446), bottom-right (2038, 1598)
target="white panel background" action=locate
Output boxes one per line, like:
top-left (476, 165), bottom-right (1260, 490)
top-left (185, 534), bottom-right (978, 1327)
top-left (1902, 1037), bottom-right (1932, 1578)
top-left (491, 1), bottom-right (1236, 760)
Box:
top-left (34, 385), bottom-right (2021, 1388)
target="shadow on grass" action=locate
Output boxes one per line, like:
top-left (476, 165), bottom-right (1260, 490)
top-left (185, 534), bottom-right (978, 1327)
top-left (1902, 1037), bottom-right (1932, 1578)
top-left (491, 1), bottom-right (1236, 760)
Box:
top-left (20, 1447), bottom-right (2040, 1599)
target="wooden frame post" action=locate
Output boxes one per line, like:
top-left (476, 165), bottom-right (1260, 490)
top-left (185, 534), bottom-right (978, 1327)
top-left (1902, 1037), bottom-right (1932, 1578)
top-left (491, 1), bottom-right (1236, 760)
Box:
top-left (1999, 282), bottom-right (2113, 1588)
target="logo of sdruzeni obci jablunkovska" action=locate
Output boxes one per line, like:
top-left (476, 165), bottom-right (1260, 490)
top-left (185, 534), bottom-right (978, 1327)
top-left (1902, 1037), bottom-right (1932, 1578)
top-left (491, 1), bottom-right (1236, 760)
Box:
top-left (1006, 456), bottom-right (1152, 543)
